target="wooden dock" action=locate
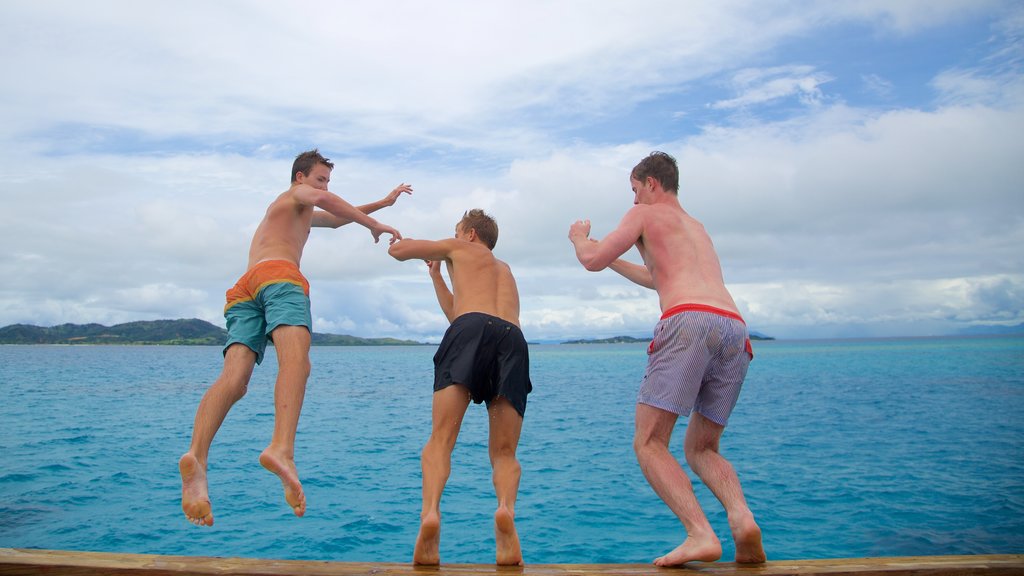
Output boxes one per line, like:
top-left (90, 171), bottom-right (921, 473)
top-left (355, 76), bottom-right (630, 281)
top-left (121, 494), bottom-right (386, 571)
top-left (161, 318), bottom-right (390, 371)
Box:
top-left (1, 549), bottom-right (1021, 576)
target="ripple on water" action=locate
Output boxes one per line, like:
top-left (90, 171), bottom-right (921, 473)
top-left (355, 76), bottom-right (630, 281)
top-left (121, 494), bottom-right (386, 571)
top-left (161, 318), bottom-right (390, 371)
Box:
top-left (2, 339), bottom-right (1023, 562)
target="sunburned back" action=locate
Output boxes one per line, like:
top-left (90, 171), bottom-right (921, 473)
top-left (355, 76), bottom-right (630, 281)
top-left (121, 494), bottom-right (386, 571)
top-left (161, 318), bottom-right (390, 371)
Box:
top-left (247, 189), bottom-right (315, 268)
top-left (447, 242), bottom-right (521, 326)
top-left (639, 204), bottom-right (740, 314)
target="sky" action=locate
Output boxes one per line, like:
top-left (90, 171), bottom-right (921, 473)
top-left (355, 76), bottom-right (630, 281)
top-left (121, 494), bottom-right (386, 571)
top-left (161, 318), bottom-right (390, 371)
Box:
top-left (1, 0), bottom-right (1022, 342)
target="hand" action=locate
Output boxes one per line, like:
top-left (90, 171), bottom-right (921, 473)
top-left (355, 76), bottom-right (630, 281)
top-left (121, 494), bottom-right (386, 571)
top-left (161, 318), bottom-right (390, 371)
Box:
top-left (383, 183), bottom-right (413, 206)
top-left (568, 219), bottom-right (591, 243)
top-left (426, 259), bottom-right (443, 279)
top-left (372, 224), bottom-right (402, 245)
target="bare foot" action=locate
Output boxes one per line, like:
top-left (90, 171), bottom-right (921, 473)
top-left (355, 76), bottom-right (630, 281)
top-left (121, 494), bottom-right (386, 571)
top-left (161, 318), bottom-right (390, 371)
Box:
top-left (413, 511), bottom-right (441, 565)
top-left (179, 453), bottom-right (213, 526)
top-left (731, 513), bottom-right (766, 563)
top-left (258, 448), bottom-right (305, 517)
top-left (494, 506), bottom-right (523, 566)
top-left (653, 534), bottom-right (722, 567)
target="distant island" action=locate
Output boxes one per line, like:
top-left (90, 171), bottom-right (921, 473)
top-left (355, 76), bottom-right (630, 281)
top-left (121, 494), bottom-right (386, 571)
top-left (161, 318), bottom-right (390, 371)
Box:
top-left (562, 335), bottom-right (651, 344)
top-left (563, 333), bottom-right (775, 344)
top-left (0, 319), bottom-right (424, 346)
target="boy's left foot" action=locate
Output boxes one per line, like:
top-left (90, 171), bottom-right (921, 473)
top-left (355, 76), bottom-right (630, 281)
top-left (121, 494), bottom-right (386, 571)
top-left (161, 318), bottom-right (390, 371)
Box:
top-left (494, 506), bottom-right (523, 566)
top-left (731, 512), bottom-right (766, 563)
top-left (258, 448), bottom-right (306, 517)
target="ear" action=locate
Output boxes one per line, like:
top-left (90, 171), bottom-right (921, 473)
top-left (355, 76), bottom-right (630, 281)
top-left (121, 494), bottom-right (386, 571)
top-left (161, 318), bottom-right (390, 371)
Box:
top-left (466, 228), bottom-right (478, 241)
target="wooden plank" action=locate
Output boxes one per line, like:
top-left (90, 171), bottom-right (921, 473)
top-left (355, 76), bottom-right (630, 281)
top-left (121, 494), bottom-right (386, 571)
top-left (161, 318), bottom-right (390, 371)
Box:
top-left (0, 549), bottom-right (1021, 576)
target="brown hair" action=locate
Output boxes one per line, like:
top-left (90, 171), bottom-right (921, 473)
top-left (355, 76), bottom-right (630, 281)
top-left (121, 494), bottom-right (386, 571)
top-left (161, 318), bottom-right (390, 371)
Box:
top-left (458, 209), bottom-right (498, 250)
top-left (291, 149), bottom-right (334, 183)
top-left (631, 151), bottom-right (679, 194)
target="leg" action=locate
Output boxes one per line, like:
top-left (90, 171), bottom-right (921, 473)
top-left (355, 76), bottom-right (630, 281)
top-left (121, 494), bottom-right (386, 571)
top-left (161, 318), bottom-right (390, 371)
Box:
top-left (179, 343), bottom-right (257, 526)
top-left (488, 397), bottom-right (524, 566)
top-left (414, 385), bottom-right (472, 565)
top-left (257, 325), bottom-right (311, 517)
top-left (634, 403), bottom-right (722, 566)
top-left (684, 412), bottom-right (765, 563)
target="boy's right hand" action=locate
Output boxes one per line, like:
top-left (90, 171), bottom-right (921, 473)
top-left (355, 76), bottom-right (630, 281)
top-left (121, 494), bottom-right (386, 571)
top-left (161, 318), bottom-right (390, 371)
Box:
top-left (372, 224), bottom-right (402, 245)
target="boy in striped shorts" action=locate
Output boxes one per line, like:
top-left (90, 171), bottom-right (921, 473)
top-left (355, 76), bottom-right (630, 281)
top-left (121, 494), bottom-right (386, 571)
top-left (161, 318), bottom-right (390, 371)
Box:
top-left (569, 151), bottom-right (765, 567)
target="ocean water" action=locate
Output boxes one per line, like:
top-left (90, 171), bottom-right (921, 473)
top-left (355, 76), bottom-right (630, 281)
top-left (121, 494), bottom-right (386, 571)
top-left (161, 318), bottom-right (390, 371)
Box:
top-left (0, 336), bottom-right (1022, 564)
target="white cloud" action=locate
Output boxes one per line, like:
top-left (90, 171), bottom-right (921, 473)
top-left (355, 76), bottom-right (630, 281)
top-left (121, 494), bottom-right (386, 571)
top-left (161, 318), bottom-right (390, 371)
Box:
top-left (0, 1), bottom-right (1021, 340)
top-left (710, 66), bottom-right (834, 110)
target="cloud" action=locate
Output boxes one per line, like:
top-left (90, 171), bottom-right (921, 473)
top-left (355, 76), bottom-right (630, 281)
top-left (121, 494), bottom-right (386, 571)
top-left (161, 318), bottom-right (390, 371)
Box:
top-left (710, 66), bottom-right (834, 110)
top-left (0, 1), bottom-right (1021, 341)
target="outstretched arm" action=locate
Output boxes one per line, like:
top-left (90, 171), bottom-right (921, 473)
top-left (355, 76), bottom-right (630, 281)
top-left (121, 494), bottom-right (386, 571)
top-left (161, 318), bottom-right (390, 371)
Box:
top-left (426, 260), bottom-right (455, 322)
top-left (568, 210), bottom-right (643, 271)
top-left (388, 237), bottom-right (457, 262)
top-left (295, 184), bottom-right (402, 244)
top-left (389, 238), bottom-right (459, 320)
top-left (312, 183), bottom-right (413, 228)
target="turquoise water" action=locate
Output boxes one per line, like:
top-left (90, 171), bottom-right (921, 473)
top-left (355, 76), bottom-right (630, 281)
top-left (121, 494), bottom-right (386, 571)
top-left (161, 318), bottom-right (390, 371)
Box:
top-left (1, 336), bottom-right (1022, 563)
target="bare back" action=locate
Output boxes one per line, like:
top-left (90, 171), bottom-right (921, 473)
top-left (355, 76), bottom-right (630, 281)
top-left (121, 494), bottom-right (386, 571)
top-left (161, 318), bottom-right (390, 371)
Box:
top-left (247, 188), bottom-right (315, 269)
top-left (446, 241), bottom-right (521, 326)
top-left (635, 203), bottom-right (740, 314)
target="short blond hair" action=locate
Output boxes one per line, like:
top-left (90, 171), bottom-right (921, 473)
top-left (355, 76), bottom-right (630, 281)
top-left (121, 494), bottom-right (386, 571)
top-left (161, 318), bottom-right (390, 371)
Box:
top-left (458, 209), bottom-right (498, 249)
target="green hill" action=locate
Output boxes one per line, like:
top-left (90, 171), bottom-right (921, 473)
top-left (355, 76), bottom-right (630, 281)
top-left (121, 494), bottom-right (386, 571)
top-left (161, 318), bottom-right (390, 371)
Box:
top-left (0, 319), bottom-right (424, 346)
top-left (563, 332), bottom-right (774, 344)
top-left (562, 335), bottom-right (651, 344)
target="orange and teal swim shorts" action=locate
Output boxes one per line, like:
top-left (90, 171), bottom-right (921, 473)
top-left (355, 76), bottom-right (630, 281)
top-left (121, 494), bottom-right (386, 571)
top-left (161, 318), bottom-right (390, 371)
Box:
top-left (223, 260), bottom-right (311, 364)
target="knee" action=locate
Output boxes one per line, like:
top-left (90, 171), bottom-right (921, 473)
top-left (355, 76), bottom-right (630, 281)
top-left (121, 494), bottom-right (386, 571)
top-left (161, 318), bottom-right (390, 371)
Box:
top-left (423, 434), bottom-right (456, 460)
top-left (289, 357), bottom-right (312, 380)
top-left (489, 444), bottom-right (518, 466)
top-left (633, 433), bottom-right (662, 461)
top-left (216, 375), bottom-right (249, 402)
top-left (684, 442), bottom-right (719, 469)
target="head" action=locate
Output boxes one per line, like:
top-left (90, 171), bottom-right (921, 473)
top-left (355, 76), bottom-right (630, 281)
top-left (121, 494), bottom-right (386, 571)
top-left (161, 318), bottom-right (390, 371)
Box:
top-left (456, 209), bottom-right (498, 250)
top-left (630, 151), bottom-right (679, 196)
top-left (291, 149), bottom-right (335, 188)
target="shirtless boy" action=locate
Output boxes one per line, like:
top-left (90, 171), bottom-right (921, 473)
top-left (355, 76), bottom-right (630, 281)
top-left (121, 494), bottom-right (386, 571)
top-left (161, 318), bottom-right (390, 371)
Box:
top-left (568, 151), bottom-right (765, 566)
top-left (179, 149), bottom-right (410, 526)
top-left (388, 209), bottom-right (531, 566)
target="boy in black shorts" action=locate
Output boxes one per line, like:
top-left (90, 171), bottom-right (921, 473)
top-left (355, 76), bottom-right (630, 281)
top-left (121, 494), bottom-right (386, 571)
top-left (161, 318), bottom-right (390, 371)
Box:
top-left (389, 209), bottom-right (531, 566)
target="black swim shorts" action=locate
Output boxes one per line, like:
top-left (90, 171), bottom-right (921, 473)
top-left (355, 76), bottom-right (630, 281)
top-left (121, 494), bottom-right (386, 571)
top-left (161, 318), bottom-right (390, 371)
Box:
top-left (433, 312), bottom-right (532, 417)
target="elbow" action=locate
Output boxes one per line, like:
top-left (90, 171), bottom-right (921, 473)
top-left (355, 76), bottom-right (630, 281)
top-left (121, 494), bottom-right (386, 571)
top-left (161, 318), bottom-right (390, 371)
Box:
top-left (388, 241), bottom-right (409, 261)
top-left (580, 256), bottom-right (606, 272)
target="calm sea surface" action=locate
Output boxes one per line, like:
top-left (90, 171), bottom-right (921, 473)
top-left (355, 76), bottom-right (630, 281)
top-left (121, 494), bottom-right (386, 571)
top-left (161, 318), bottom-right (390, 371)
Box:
top-left (1, 336), bottom-right (1022, 564)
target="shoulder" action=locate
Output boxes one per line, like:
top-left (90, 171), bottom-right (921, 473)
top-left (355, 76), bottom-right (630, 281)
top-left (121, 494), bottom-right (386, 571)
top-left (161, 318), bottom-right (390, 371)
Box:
top-left (623, 203), bottom-right (659, 221)
top-left (612, 204), bottom-right (655, 233)
top-left (288, 183), bottom-right (330, 205)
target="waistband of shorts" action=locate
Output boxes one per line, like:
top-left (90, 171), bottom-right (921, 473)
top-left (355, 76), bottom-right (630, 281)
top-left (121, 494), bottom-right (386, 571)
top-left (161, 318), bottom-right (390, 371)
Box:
top-left (658, 303), bottom-right (753, 360)
top-left (225, 260), bottom-right (309, 313)
top-left (248, 260), bottom-right (308, 292)
top-left (660, 303), bottom-right (745, 324)
top-left (452, 311), bottom-right (519, 327)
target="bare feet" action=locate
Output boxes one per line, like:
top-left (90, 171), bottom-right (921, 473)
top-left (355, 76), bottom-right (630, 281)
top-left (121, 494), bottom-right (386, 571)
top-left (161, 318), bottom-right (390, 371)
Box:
top-left (653, 534), bottom-right (722, 567)
top-left (731, 512), bottom-right (766, 563)
top-left (258, 448), bottom-right (306, 517)
top-left (179, 453), bottom-right (213, 526)
top-left (413, 511), bottom-right (441, 565)
top-left (494, 506), bottom-right (523, 566)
